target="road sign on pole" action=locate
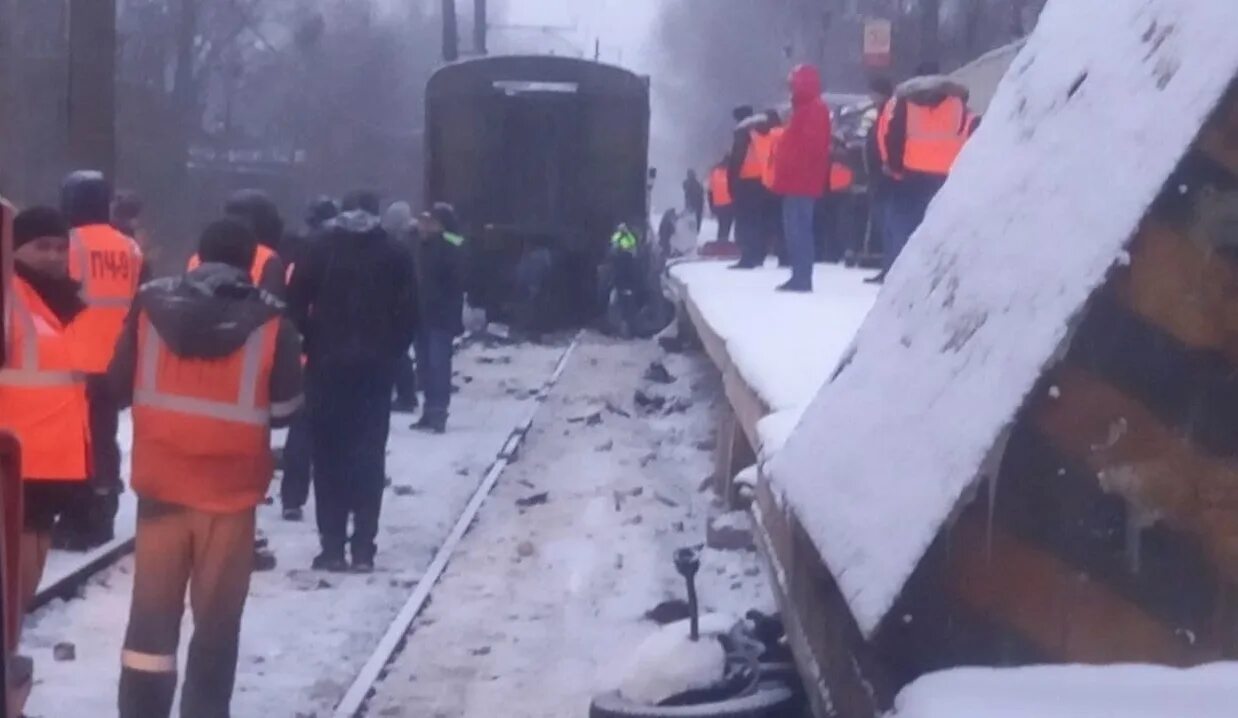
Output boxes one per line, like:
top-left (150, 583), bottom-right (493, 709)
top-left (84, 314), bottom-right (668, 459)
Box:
top-left (863, 18), bottom-right (893, 69)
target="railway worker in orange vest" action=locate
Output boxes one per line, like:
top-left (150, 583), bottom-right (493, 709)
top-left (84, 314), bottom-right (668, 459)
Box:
top-left (108, 217), bottom-right (303, 718)
top-left (727, 106), bottom-right (780, 269)
top-left (0, 207), bottom-right (91, 620)
top-left (881, 62), bottom-right (974, 278)
top-left (187, 190), bottom-right (288, 299)
top-left (57, 171), bottom-right (147, 551)
top-left (707, 157), bottom-right (734, 243)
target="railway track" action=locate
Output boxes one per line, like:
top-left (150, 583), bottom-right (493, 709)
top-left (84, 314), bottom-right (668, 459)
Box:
top-left (25, 335), bottom-right (580, 717)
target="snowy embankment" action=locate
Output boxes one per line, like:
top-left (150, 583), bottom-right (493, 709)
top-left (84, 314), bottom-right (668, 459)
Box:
top-left (22, 342), bottom-right (564, 717)
top-left (669, 261), bottom-right (878, 455)
top-left (889, 664), bottom-right (1238, 718)
top-left (767, 0), bottom-right (1238, 637)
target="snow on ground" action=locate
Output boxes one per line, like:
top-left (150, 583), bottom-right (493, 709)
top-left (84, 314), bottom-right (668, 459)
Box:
top-left (364, 335), bottom-right (772, 718)
top-left (21, 341), bottom-right (564, 717)
top-left (767, 0), bottom-right (1238, 637)
top-left (889, 664), bottom-right (1238, 718)
top-left (670, 260), bottom-right (878, 454)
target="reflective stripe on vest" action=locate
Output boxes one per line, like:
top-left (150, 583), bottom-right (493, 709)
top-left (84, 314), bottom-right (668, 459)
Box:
top-left (0, 298), bottom-right (82, 387)
top-left (0, 278), bottom-right (91, 481)
top-left (903, 98), bottom-right (969, 175)
top-left (134, 317), bottom-right (271, 426)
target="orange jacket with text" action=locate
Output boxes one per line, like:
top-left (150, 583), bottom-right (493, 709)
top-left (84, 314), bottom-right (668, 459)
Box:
top-left (130, 312), bottom-right (281, 512)
top-left (0, 278), bottom-right (90, 482)
top-left (68, 224), bottom-right (143, 373)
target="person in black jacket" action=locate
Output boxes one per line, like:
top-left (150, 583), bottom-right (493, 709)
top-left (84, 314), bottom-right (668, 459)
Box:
top-left (286, 190), bottom-right (418, 572)
top-left (412, 203), bottom-right (466, 434)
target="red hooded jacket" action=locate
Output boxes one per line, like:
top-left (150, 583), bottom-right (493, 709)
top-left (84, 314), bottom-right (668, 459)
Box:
top-left (770, 65), bottom-right (833, 198)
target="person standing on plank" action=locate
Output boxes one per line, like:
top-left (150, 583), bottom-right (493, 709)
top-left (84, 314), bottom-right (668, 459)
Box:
top-left (768, 64), bottom-right (833, 293)
top-left (287, 190), bottom-right (417, 572)
top-left (109, 217), bottom-right (303, 718)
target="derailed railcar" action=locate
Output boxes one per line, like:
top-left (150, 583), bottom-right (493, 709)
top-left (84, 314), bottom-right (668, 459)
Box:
top-left (425, 56), bottom-right (650, 326)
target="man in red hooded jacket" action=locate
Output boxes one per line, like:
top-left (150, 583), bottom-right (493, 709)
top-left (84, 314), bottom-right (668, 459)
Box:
top-left (769, 64), bottom-right (833, 292)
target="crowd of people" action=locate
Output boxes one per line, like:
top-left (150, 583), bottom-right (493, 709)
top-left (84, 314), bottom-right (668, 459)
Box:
top-left (696, 60), bottom-right (978, 291)
top-left (0, 174), bottom-right (467, 716)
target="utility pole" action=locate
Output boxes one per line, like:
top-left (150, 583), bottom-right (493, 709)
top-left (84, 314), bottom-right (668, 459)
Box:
top-left (0, 0), bottom-right (17, 195)
top-left (67, 0), bottom-right (116, 177)
top-left (473, 0), bottom-right (487, 55)
top-left (442, 0), bottom-right (459, 62)
top-left (920, 0), bottom-right (941, 66)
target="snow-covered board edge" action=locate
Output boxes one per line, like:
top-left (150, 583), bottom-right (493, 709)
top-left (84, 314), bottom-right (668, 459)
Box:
top-left (767, 0), bottom-right (1238, 638)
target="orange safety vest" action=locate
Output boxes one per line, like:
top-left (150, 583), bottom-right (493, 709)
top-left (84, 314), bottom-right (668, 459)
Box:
top-left (130, 313), bottom-right (280, 512)
top-left (740, 130), bottom-right (775, 181)
top-left (877, 98), bottom-right (899, 178)
top-left (0, 278), bottom-right (90, 482)
top-left (188, 244), bottom-right (276, 286)
top-left (903, 96), bottom-right (970, 176)
top-left (761, 127), bottom-right (786, 190)
top-left (828, 162), bottom-right (854, 192)
top-left (709, 167), bottom-right (733, 207)
top-left (68, 224), bottom-right (143, 373)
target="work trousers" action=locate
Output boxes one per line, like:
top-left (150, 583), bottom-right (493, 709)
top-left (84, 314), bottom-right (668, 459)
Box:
top-left (734, 186), bottom-right (767, 267)
top-left (119, 502), bottom-right (255, 718)
top-left (715, 206), bottom-right (734, 243)
top-left (54, 375), bottom-right (120, 548)
top-left (309, 365), bottom-right (393, 561)
top-left (416, 328), bottom-right (455, 422)
top-left (782, 196), bottom-right (817, 289)
top-left (885, 176), bottom-right (945, 273)
top-left (280, 409), bottom-right (312, 511)
top-left (393, 353), bottom-right (418, 407)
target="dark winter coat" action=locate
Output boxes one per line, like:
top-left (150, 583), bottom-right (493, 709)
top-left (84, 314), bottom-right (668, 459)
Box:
top-left (286, 210), bottom-right (418, 372)
top-left (770, 65), bottom-right (833, 198)
top-left (413, 230), bottom-right (466, 336)
top-left (107, 263), bottom-right (304, 425)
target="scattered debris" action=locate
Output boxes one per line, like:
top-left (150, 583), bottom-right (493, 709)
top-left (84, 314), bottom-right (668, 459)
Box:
top-left (254, 550), bottom-right (278, 573)
top-left (567, 411), bottom-right (604, 426)
top-left (644, 599), bottom-right (692, 625)
top-left (516, 492), bottom-right (550, 508)
top-left (53, 642), bottom-right (76, 662)
top-left (392, 485), bottom-right (419, 497)
top-left (516, 541), bottom-right (536, 558)
top-left (707, 512), bottom-right (755, 551)
top-left (694, 438), bottom-right (717, 452)
top-left (644, 361), bottom-right (676, 384)
top-left (698, 475), bottom-right (716, 493)
top-left (634, 390), bottom-right (664, 412)
top-left (596, 440), bottom-right (615, 452)
top-left (605, 401), bottom-right (632, 418)
top-left (624, 515), bottom-right (644, 526)
top-left (653, 492), bottom-right (680, 509)
top-left (471, 646), bottom-right (492, 656)
top-left (517, 479), bottom-right (537, 489)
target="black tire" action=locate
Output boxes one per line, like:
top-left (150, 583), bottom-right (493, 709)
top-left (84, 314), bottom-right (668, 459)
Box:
top-left (589, 681), bottom-right (796, 718)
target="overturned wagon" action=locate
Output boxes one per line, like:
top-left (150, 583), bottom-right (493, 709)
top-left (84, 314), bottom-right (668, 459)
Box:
top-left (710, 3), bottom-right (1238, 716)
top-left (425, 56), bottom-right (650, 328)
